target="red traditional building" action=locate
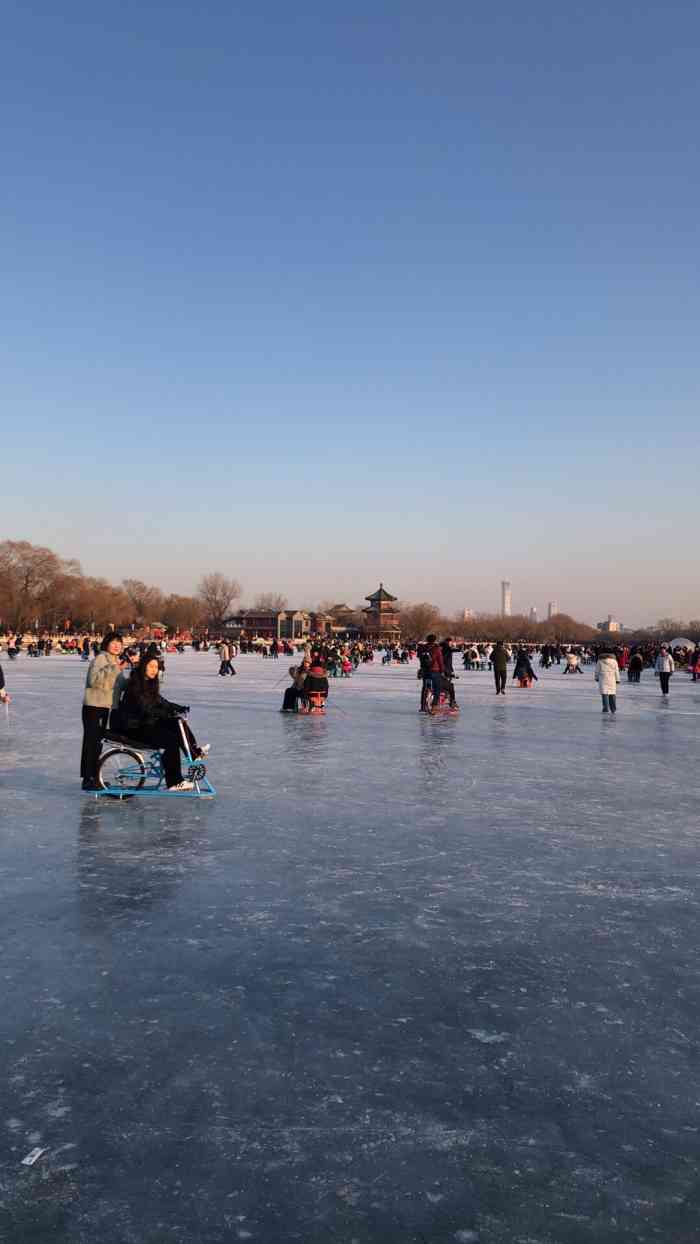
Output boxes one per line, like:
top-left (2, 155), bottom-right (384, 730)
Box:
top-left (362, 584), bottom-right (401, 642)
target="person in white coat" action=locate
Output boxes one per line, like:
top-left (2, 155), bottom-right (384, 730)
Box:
top-left (594, 649), bottom-right (620, 714)
top-left (654, 645), bottom-right (674, 697)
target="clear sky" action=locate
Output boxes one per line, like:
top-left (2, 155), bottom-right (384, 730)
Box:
top-left (2, 1), bottom-right (699, 624)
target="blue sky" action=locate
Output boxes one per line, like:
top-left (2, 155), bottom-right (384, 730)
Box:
top-left (2, 1), bottom-right (699, 624)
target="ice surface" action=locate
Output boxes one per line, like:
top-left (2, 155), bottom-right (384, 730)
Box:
top-left (2, 650), bottom-right (700, 1242)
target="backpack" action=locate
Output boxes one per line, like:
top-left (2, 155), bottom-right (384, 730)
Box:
top-left (418, 646), bottom-right (433, 674)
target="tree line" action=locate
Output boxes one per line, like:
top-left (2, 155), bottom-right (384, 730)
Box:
top-left (2, 540), bottom-right (689, 643)
top-left (0, 541), bottom-right (242, 631)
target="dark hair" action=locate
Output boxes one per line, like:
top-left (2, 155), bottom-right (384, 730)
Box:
top-left (100, 630), bottom-right (122, 652)
top-left (130, 653), bottom-right (160, 700)
top-left (426, 633), bottom-right (437, 644)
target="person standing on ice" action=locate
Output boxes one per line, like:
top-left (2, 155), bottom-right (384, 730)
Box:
top-left (594, 648), bottom-right (620, 714)
top-left (218, 639), bottom-right (236, 677)
top-left (492, 640), bottom-right (508, 695)
top-left (654, 645), bottom-right (675, 697)
top-left (628, 648), bottom-right (644, 683)
top-left (80, 630), bottom-right (125, 791)
top-left (439, 637), bottom-right (458, 710)
top-left (423, 634), bottom-right (444, 712)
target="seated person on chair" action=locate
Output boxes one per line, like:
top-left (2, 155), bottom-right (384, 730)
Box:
top-left (304, 657), bottom-right (329, 706)
top-left (113, 657), bottom-right (208, 791)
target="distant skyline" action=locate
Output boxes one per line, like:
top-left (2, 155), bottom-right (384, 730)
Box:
top-left (3, 2), bottom-right (699, 626)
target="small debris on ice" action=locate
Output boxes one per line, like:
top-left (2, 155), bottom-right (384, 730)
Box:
top-left (21, 1147), bottom-right (46, 1166)
top-left (466, 1029), bottom-right (508, 1044)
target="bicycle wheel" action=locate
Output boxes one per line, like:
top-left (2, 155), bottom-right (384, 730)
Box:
top-left (98, 747), bottom-right (147, 793)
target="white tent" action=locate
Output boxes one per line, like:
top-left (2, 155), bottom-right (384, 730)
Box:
top-left (669, 637), bottom-right (695, 649)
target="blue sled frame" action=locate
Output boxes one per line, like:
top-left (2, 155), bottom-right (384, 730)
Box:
top-left (92, 719), bottom-right (217, 800)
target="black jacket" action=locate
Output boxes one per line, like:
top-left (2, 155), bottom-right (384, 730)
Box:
top-left (491, 645), bottom-right (508, 673)
top-left (513, 652), bottom-right (537, 680)
top-left (117, 680), bottom-right (186, 734)
top-left (304, 666), bottom-right (329, 696)
top-left (440, 642), bottom-right (454, 677)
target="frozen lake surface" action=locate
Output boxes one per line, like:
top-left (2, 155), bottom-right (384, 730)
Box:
top-left (2, 650), bottom-right (700, 1242)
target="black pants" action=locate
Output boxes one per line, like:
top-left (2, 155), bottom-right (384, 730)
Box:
top-left (282, 687), bottom-right (299, 711)
top-left (494, 670), bottom-right (506, 693)
top-left (219, 660), bottom-right (235, 675)
top-left (129, 720), bottom-right (199, 786)
top-left (659, 672), bottom-right (671, 695)
top-left (81, 705), bottom-right (109, 781)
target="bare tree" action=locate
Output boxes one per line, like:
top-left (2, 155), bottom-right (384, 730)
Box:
top-left (197, 573), bottom-right (241, 625)
top-left (161, 594), bottom-right (205, 632)
top-left (0, 540), bottom-right (80, 629)
top-left (122, 579), bottom-right (165, 623)
top-left (251, 592), bottom-right (288, 611)
top-left (398, 602), bottom-right (442, 639)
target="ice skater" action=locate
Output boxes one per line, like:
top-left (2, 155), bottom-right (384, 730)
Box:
top-left (594, 648), bottom-right (620, 714)
top-left (654, 645), bottom-right (674, 698)
top-left (627, 649), bottom-right (643, 682)
top-left (492, 640), bottom-right (508, 695)
top-left (218, 639), bottom-right (236, 676)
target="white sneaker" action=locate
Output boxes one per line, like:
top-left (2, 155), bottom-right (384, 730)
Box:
top-left (168, 780), bottom-right (194, 792)
top-left (197, 744), bottom-right (211, 756)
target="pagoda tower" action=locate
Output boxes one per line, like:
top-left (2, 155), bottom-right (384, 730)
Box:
top-left (362, 583), bottom-right (401, 642)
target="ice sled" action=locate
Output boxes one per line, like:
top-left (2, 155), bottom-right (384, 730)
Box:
top-left (91, 719), bottom-right (216, 800)
top-left (298, 692), bottom-right (327, 716)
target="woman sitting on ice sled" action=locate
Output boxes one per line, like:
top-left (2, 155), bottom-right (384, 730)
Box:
top-left (281, 657), bottom-right (329, 714)
top-left (112, 655), bottom-right (209, 791)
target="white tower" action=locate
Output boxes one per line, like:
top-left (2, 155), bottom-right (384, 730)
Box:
top-left (529, 606), bottom-right (538, 624)
top-left (547, 600), bottom-right (559, 620)
top-left (501, 580), bottom-right (512, 617)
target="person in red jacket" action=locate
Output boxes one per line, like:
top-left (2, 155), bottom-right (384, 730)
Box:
top-left (425, 633), bottom-right (444, 713)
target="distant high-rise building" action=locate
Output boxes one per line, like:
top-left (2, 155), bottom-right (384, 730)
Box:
top-left (597, 614), bottom-right (621, 633)
top-left (463, 608), bottom-right (475, 621)
top-left (528, 606), bottom-right (538, 624)
top-left (501, 580), bottom-right (512, 617)
top-left (547, 600), bottom-right (559, 620)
